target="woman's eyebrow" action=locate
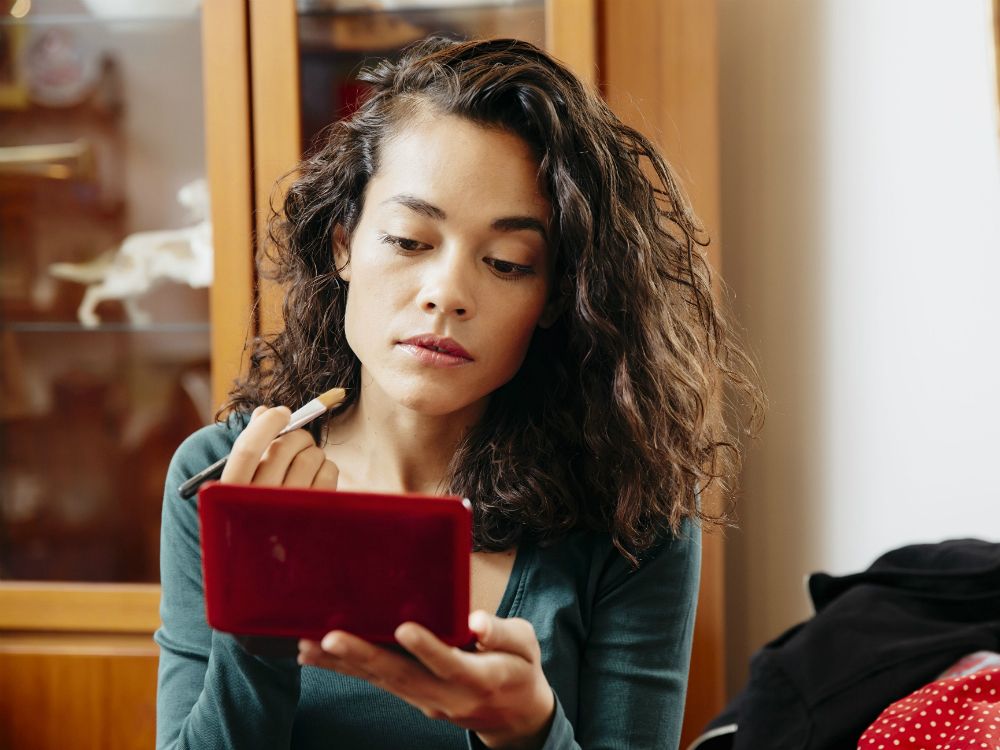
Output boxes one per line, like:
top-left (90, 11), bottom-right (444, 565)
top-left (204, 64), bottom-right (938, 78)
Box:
top-left (381, 194), bottom-right (446, 220)
top-left (491, 216), bottom-right (549, 244)
top-left (380, 193), bottom-right (549, 243)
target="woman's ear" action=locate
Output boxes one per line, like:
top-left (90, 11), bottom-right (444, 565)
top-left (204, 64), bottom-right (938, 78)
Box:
top-left (332, 225), bottom-right (351, 282)
top-left (539, 279), bottom-right (571, 329)
top-left (538, 300), bottom-right (563, 329)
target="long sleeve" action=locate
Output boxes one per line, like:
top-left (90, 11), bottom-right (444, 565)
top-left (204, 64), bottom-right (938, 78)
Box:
top-left (467, 520), bottom-right (702, 750)
top-left (574, 521), bottom-right (701, 749)
top-left (154, 421), bottom-right (302, 750)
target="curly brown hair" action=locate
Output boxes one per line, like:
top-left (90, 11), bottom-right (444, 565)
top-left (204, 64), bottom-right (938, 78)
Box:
top-left (222, 36), bottom-right (765, 567)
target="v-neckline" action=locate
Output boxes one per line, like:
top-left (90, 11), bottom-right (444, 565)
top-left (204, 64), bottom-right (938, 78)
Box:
top-left (492, 540), bottom-right (531, 618)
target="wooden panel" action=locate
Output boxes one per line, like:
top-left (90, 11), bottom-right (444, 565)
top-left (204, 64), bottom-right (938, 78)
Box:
top-left (249, 0), bottom-right (302, 339)
top-left (0, 633), bottom-right (158, 654)
top-left (0, 646), bottom-right (158, 750)
top-left (545, 0), bottom-right (598, 87)
top-left (601, 0), bottom-right (721, 265)
top-left (203, 0), bottom-right (256, 409)
top-left (656, 0), bottom-right (722, 264)
top-left (599, 2), bottom-right (726, 746)
top-left (0, 583), bottom-right (160, 634)
top-left (687, 530), bottom-right (726, 744)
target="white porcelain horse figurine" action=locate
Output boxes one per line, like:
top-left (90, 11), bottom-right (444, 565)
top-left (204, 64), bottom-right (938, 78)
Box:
top-left (49, 178), bottom-right (213, 327)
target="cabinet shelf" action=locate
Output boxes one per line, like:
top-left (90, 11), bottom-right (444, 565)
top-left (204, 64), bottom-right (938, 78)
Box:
top-left (297, 0), bottom-right (540, 17)
top-left (1, 321), bottom-right (210, 334)
top-left (0, 14), bottom-right (200, 28)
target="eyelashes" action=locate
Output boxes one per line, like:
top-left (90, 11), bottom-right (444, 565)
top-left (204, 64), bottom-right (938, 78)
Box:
top-left (489, 259), bottom-right (533, 278)
top-left (378, 233), bottom-right (425, 253)
top-left (376, 233), bottom-right (535, 280)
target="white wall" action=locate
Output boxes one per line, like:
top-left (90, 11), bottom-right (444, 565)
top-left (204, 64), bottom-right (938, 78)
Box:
top-left (719, 0), bottom-right (1000, 693)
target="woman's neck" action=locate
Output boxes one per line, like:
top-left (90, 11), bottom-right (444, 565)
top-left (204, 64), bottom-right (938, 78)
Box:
top-left (322, 377), bottom-right (487, 495)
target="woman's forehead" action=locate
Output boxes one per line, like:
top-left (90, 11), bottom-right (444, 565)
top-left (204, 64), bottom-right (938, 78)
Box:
top-left (370, 115), bottom-right (550, 219)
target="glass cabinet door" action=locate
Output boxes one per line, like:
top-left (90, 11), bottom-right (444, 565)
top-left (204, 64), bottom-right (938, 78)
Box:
top-left (0, 0), bottom-right (210, 584)
top-left (295, 0), bottom-right (546, 154)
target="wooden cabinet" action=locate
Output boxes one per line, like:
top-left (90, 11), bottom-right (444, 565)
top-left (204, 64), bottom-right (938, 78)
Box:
top-left (0, 586), bottom-right (160, 750)
top-left (0, 2), bottom-right (725, 747)
top-left (1, 4), bottom-right (210, 748)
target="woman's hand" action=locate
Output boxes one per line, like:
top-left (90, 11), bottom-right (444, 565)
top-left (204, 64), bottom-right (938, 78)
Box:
top-left (221, 405), bottom-right (340, 489)
top-left (297, 610), bottom-right (556, 750)
top-left (218, 405), bottom-right (340, 658)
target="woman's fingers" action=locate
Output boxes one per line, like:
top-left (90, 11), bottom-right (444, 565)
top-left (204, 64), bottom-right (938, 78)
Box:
top-left (282, 445), bottom-right (328, 488)
top-left (299, 639), bottom-right (379, 683)
top-left (394, 622), bottom-right (474, 683)
top-left (468, 612), bottom-right (540, 663)
top-left (313, 631), bottom-right (452, 706)
top-left (221, 407), bottom-right (292, 483)
top-left (250, 428), bottom-right (317, 486)
top-left (221, 404), bottom-right (340, 489)
top-left (395, 621), bottom-right (527, 691)
top-left (299, 625), bottom-right (551, 738)
top-left (312, 459), bottom-right (340, 489)
top-left (282, 441), bottom-right (340, 489)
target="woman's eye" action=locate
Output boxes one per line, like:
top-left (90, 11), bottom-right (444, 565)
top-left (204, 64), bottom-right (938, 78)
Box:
top-left (488, 258), bottom-right (534, 279)
top-left (378, 233), bottom-right (426, 253)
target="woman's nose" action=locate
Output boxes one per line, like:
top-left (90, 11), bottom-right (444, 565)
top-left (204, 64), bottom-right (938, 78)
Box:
top-left (416, 249), bottom-right (477, 319)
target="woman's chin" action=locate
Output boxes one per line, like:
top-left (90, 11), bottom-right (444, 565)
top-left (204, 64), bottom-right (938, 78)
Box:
top-left (388, 386), bottom-right (487, 419)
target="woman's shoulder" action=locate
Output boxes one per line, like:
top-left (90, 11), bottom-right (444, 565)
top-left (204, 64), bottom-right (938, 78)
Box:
top-left (167, 411), bottom-right (250, 484)
top-left (161, 413), bottom-right (251, 539)
top-left (533, 519), bottom-right (701, 594)
top-left (573, 516), bottom-right (700, 559)
top-left (518, 523), bottom-right (701, 649)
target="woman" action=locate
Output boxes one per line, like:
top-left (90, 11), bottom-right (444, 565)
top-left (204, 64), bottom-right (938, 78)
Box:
top-left (155, 36), bottom-right (763, 750)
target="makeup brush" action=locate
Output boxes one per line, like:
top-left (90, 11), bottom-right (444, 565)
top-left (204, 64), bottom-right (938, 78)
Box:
top-left (178, 387), bottom-right (348, 500)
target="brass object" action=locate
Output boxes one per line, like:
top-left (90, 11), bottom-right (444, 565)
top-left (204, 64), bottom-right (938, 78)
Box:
top-left (0, 139), bottom-right (96, 180)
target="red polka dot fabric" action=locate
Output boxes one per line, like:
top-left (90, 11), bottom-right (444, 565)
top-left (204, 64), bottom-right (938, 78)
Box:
top-left (858, 667), bottom-right (1000, 750)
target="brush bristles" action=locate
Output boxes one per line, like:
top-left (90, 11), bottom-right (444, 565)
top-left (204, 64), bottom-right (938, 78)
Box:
top-left (316, 387), bottom-right (348, 409)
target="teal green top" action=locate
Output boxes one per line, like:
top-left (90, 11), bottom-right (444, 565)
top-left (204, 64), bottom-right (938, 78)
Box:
top-left (154, 416), bottom-right (701, 750)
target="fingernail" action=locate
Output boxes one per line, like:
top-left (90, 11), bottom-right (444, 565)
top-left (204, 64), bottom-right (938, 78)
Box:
top-left (322, 635), bottom-right (344, 655)
top-left (395, 624), bottom-right (415, 643)
top-left (469, 611), bottom-right (490, 634)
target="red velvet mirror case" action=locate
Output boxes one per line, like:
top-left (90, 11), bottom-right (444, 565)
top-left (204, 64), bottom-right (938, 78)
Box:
top-left (197, 482), bottom-right (473, 647)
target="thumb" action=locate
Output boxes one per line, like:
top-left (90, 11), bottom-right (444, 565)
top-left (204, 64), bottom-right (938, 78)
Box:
top-left (468, 611), bottom-right (538, 662)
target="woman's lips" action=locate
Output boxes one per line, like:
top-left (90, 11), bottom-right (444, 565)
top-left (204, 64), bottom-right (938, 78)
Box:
top-left (398, 343), bottom-right (474, 368)
top-left (397, 334), bottom-right (474, 365)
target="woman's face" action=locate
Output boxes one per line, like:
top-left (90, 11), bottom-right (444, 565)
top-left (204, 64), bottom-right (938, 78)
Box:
top-left (335, 113), bottom-right (559, 417)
